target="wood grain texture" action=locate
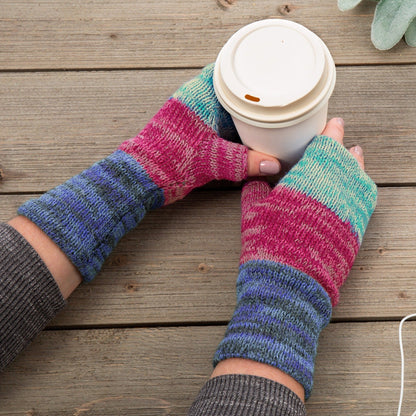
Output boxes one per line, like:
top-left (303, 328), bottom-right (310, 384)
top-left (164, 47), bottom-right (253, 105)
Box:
top-left (1, 1), bottom-right (416, 413)
top-left (2, 186), bottom-right (415, 327)
top-left (1, 66), bottom-right (416, 193)
top-left (1, 323), bottom-right (415, 415)
top-left (1, 0), bottom-right (416, 70)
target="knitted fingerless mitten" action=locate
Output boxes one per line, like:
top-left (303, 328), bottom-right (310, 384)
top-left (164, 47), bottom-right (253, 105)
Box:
top-left (18, 64), bottom-right (248, 282)
top-left (213, 136), bottom-right (377, 399)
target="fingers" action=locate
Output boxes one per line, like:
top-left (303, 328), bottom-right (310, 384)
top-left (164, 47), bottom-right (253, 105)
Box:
top-left (247, 150), bottom-right (281, 176)
top-left (231, 117), bottom-right (365, 179)
top-left (248, 118), bottom-right (346, 176)
top-left (349, 145), bottom-right (365, 170)
top-left (321, 117), bottom-right (345, 145)
top-left (241, 180), bottom-right (272, 214)
top-left (322, 117), bottom-right (365, 170)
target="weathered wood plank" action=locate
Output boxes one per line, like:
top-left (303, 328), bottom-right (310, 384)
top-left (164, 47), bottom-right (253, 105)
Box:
top-left (1, 0), bottom-right (415, 70)
top-left (0, 70), bottom-right (191, 193)
top-left (1, 66), bottom-right (415, 193)
top-left (1, 187), bottom-right (415, 326)
top-left (335, 186), bottom-right (416, 321)
top-left (0, 323), bottom-right (415, 415)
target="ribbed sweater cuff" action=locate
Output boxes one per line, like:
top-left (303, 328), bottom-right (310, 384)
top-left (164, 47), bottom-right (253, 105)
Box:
top-left (0, 223), bottom-right (66, 371)
top-left (188, 374), bottom-right (306, 416)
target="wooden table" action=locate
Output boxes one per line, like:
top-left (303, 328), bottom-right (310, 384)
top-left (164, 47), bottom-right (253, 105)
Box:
top-left (1, 1), bottom-right (416, 414)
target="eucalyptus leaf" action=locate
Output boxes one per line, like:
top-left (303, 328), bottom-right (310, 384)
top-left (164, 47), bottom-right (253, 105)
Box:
top-left (405, 18), bottom-right (416, 46)
top-left (338, 0), bottom-right (364, 12)
top-left (337, 0), bottom-right (379, 11)
top-left (371, 0), bottom-right (416, 50)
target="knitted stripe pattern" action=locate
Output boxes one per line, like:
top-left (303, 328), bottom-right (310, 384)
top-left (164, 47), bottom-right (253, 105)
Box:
top-left (279, 136), bottom-right (376, 244)
top-left (213, 262), bottom-right (332, 399)
top-left (241, 136), bottom-right (377, 306)
top-left (119, 64), bottom-right (247, 205)
top-left (239, 184), bottom-right (359, 304)
top-left (214, 136), bottom-right (377, 399)
top-left (18, 151), bottom-right (163, 281)
top-left (172, 64), bottom-right (238, 142)
top-left (17, 64), bottom-right (247, 282)
top-left (119, 97), bottom-right (247, 205)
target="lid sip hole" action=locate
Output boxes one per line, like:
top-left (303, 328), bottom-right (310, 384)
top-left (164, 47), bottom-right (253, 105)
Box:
top-left (245, 94), bottom-right (260, 102)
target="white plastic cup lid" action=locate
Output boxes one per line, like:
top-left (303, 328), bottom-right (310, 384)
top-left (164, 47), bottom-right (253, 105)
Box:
top-left (214, 19), bottom-right (336, 127)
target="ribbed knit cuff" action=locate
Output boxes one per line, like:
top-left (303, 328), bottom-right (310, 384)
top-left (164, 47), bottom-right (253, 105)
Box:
top-left (213, 261), bottom-right (332, 399)
top-left (0, 223), bottom-right (66, 371)
top-left (188, 374), bottom-right (306, 416)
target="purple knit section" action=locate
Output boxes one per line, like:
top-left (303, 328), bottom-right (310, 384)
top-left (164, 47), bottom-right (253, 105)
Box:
top-left (119, 98), bottom-right (248, 205)
top-left (213, 260), bottom-right (332, 399)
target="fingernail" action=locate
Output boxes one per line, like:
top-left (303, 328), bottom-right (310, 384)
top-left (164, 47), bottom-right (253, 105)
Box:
top-left (351, 145), bottom-right (363, 157)
top-left (335, 117), bottom-right (345, 127)
top-left (260, 160), bottom-right (281, 175)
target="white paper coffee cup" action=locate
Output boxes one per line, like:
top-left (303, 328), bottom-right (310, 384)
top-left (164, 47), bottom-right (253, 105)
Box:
top-left (213, 19), bottom-right (336, 165)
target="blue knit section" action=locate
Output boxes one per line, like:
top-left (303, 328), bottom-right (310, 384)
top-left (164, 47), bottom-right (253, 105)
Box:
top-left (213, 260), bottom-right (332, 399)
top-left (18, 150), bottom-right (164, 282)
top-left (172, 64), bottom-right (237, 140)
top-left (280, 135), bottom-right (377, 244)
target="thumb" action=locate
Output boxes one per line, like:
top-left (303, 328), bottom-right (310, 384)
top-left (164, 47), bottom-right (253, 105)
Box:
top-left (241, 180), bottom-right (272, 216)
top-left (247, 150), bottom-right (281, 176)
top-left (207, 136), bottom-right (281, 183)
top-left (206, 136), bottom-right (249, 182)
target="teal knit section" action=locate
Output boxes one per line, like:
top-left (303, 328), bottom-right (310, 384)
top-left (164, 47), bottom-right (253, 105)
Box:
top-left (172, 64), bottom-right (236, 140)
top-left (280, 135), bottom-right (377, 244)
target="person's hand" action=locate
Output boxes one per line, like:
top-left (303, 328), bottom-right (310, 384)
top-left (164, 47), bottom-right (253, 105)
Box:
top-left (321, 117), bottom-right (364, 169)
top-left (213, 118), bottom-right (377, 399)
top-left (239, 117), bottom-right (376, 305)
top-left (119, 64), bottom-right (281, 205)
top-left (16, 64), bottom-right (280, 283)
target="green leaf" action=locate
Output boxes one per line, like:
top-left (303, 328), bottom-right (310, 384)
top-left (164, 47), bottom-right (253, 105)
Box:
top-left (338, 0), bottom-right (364, 12)
top-left (405, 18), bottom-right (416, 46)
top-left (371, 0), bottom-right (416, 50)
top-left (338, 0), bottom-right (380, 11)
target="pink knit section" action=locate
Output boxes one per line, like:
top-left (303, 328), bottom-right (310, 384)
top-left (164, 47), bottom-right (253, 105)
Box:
top-left (119, 98), bottom-right (248, 205)
top-left (240, 186), bottom-right (360, 306)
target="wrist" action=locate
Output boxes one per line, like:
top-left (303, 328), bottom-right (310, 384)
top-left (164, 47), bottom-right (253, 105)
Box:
top-left (211, 359), bottom-right (305, 403)
top-left (8, 216), bottom-right (81, 299)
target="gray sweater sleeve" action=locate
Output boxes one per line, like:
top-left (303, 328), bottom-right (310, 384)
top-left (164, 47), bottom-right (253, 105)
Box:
top-left (0, 222), bottom-right (307, 415)
top-left (188, 374), bottom-right (306, 416)
top-left (0, 222), bottom-right (66, 371)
